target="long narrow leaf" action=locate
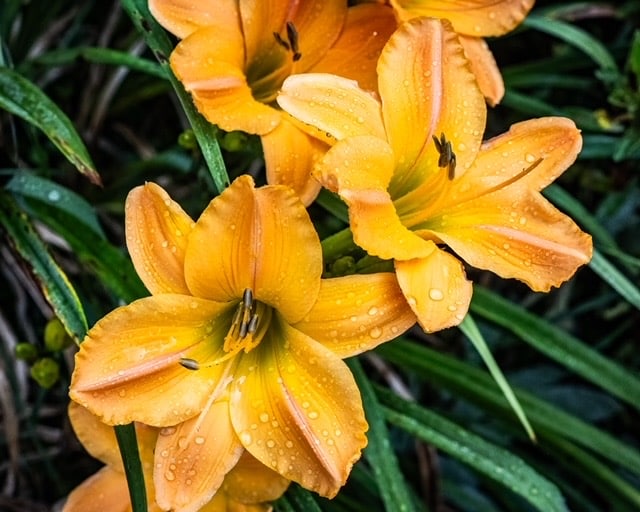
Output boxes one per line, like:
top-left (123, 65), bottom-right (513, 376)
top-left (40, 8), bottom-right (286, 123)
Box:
top-left (471, 286), bottom-right (640, 410)
top-left (376, 386), bottom-right (568, 512)
top-left (376, 339), bottom-right (640, 475)
top-left (0, 191), bottom-right (87, 342)
top-left (114, 424), bottom-right (148, 512)
top-left (589, 250), bottom-right (640, 310)
top-left (459, 314), bottom-right (535, 440)
top-left (120, 0), bottom-right (229, 194)
top-left (0, 67), bottom-right (99, 184)
top-left (348, 359), bottom-right (417, 512)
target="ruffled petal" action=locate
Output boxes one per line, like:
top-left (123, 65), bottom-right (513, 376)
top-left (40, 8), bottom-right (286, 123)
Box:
top-left (458, 35), bottom-right (504, 106)
top-left (294, 273), bottom-right (415, 357)
top-left (311, 3), bottom-right (397, 92)
top-left (149, 0), bottom-right (239, 39)
top-left (427, 189), bottom-right (593, 291)
top-left (389, 0), bottom-right (535, 37)
top-left (125, 183), bottom-right (194, 295)
top-left (184, 176), bottom-right (322, 323)
top-left (62, 466), bottom-right (130, 512)
top-left (378, 18), bottom-right (485, 192)
top-left (68, 402), bottom-right (121, 470)
top-left (451, 118), bottom-right (583, 203)
top-left (261, 116), bottom-right (325, 206)
top-left (278, 74), bottom-right (386, 143)
top-left (154, 398), bottom-right (244, 512)
top-left (171, 26), bottom-right (281, 134)
top-left (230, 318), bottom-right (368, 498)
top-left (70, 295), bottom-right (232, 426)
top-left (223, 452), bottom-right (290, 504)
top-left (395, 248), bottom-right (472, 332)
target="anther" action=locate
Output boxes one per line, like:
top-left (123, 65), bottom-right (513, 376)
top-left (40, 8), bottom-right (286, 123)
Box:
top-left (286, 21), bottom-right (301, 61)
top-left (247, 313), bottom-right (259, 334)
top-left (242, 288), bottom-right (253, 309)
top-left (180, 358), bottom-right (201, 371)
top-left (433, 132), bottom-right (456, 180)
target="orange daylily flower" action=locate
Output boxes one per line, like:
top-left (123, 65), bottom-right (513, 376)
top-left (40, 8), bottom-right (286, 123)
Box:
top-left (149, 0), bottom-right (397, 204)
top-left (69, 176), bottom-right (416, 510)
top-left (63, 403), bottom-right (287, 512)
top-left (278, 18), bottom-right (593, 333)
top-left (386, 0), bottom-right (536, 105)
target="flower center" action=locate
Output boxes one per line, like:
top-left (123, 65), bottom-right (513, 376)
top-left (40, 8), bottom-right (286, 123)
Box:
top-left (180, 288), bottom-right (272, 371)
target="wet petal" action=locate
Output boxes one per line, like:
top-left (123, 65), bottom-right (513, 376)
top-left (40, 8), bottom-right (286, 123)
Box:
top-left (171, 26), bottom-right (280, 134)
top-left (125, 183), bottom-right (194, 295)
top-left (311, 3), bottom-right (397, 92)
top-left (230, 318), bottom-right (368, 498)
top-left (154, 398), bottom-right (244, 512)
top-left (455, 117), bottom-right (583, 201)
top-left (395, 249), bottom-right (472, 332)
top-left (70, 295), bottom-right (232, 426)
top-left (261, 116), bottom-right (325, 206)
top-left (278, 73), bottom-right (386, 143)
top-left (428, 189), bottom-right (593, 291)
top-left (184, 176), bottom-right (322, 323)
top-left (378, 18), bottom-right (485, 190)
top-left (389, 0), bottom-right (535, 36)
top-left (149, 0), bottom-right (238, 39)
top-left (223, 451), bottom-right (290, 504)
top-left (62, 466), bottom-right (130, 512)
top-left (294, 273), bottom-right (415, 357)
top-left (459, 35), bottom-right (504, 106)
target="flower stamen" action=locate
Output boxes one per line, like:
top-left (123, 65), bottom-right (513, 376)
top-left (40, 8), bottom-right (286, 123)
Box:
top-left (273, 21), bottom-right (302, 62)
top-left (433, 132), bottom-right (456, 180)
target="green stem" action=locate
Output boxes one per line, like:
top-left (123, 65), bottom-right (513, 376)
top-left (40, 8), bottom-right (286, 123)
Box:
top-left (321, 228), bottom-right (356, 262)
top-left (115, 424), bottom-right (147, 512)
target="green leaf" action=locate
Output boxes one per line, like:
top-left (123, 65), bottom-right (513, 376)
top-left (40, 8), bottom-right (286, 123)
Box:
top-left (589, 250), bottom-right (640, 310)
top-left (120, 0), bottom-right (229, 194)
top-left (376, 339), bottom-right (640, 476)
top-left (0, 191), bottom-right (87, 341)
top-left (470, 286), bottom-right (640, 410)
top-left (376, 386), bottom-right (569, 512)
top-left (285, 485), bottom-right (323, 512)
top-left (348, 359), bottom-right (417, 512)
top-left (0, 67), bottom-right (100, 184)
top-left (114, 424), bottom-right (148, 512)
top-left (459, 314), bottom-right (535, 440)
top-left (523, 15), bottom-right (619, 83)
top-left (7, 173), bottom-right (104, 237)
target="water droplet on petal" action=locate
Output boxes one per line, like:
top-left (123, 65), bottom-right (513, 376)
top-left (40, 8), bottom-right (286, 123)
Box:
top-left (367, 306), bottom-right (379, 316)
top-left (308, 411), bottom-right (319, 419)
top-left (164, 470), bottom-right (175, 481)
top-left (194, 436), bottom-right (205, 445)
top-left (525, 153), bottom-right (536, 163)
top-left (429, 288), bottom-right (444, 301)
top-left (369, 326), bottom-right (382, 339)
top-left (260, 412), bottom-right (269, 423)
top-left (240, 431), bottom-right (253, 445)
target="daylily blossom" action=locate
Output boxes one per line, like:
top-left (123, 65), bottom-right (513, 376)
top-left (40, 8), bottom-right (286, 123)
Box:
top-left (63, 403), bottom-right (288, 511)
top-left (277, 18), bottom-right (593, 333)
top-left (387, 0), bottom-right (536, 105)
top-left (69, 176), bottom-right (416, 511)
top-left (149, 0), bottom-right (397, 204)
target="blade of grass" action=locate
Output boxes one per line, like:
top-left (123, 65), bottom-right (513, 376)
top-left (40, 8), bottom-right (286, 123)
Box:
top-left (0, 191), bottom-right (87, 342)
top-left (471, 286), bottom-right (640, 410)
top-left (376, 386), bottom-right (568, 512)
top-left (459, 314), bottom-right (535, 441)
top-left (286, 484), bottom-right (322, 512)
top-left (589, 249), bottom-right (640, 310)
top-left (375, 339), bottom-right (640, 475)
top-left (0, 67), bottom-right (100, 185)
top-left (348, 358), bottom-right (417, 512)
top-left (120, 0), bottom-right (229, 193)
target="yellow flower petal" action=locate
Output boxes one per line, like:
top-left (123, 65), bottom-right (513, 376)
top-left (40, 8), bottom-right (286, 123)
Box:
top-left (68, 402), bottom-right (121, 470)
top-left (278, 74), bottom-right (386, 142)
top-left (294, 273), bottom-right (416, 357)
top-left (70, 295), bottom-right (231, 426)
top-left (429, 189), bottom-right (593, 291)
top-left (261, 116), bottom-right (325, 206)
top-left (389, 0), bottom-right (535, 37)
top-left (458, 35), bottom-right (504, 106)
top-left (149, 0), bottom-right (238, 39)
top-left (230, 318), bottom-right (368, 498)
top-left (154, 399), bottom-right (244, 512)
top-left (125, 183), bottom-right (194, 295)
top-left (223, 452), bottom-right (290, 504)
top-left (455, 117), bottom-right (583, 201)
top-left (171, 26), bottom-right (281, 134)
top-left (62, 466), bottom-right (130, 512)
top-left (310, 3), bottom-right (397, 92)
top-left (395, 249), bottom-right (472, 332)
top-left (378, 18), bottom-right (485, 187)
top-left (184, 176), bottom-right (322, 323)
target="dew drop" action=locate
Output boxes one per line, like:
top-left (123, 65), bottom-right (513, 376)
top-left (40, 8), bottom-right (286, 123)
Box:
top-left (47, 190), bottom-right (61, 202)
top-left (194, 436), bottom-right (205, 445)
top-left (164, 470), bottom-right (175, 481)
top-left (177, 436), bottom-right (188, 449)
top-left (285, 440), bottom-right (294, 448)
top-left (266, 439), bottom-right (276, 448)
top-left (429, 288), bottom-right (444, 301)
top-left (118, 389), bottom-right (126, 397)
top-left (240, 431), bottom-right (253, 445)
top-left (525, 152), bottom-right (536, 163)
top-left (369, 326), bottom-right (382, 339)
top-left (308, 411), bottom-right (319, 419)
top-left (259, 412), bottom-right (270, 423)
top-left (367, 306), bottom-right (379, 316)
top-left (406, 295), bottom-right (417, 306)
